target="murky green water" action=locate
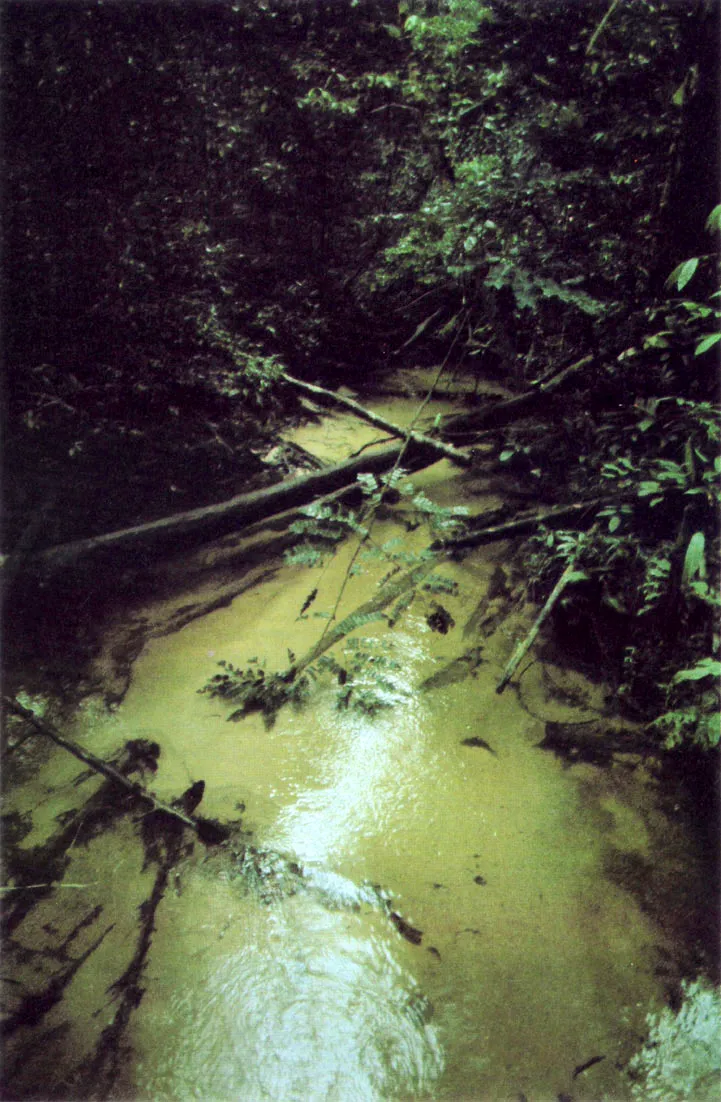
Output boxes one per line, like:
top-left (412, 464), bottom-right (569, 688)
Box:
top-left (2, 398), bottom-right (710, 1100)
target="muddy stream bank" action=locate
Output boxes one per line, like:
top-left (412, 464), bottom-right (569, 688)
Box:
top-left (2, 391), bottom-right (717, 1101)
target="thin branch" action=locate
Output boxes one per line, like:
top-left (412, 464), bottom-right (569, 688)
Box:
top-left (281, 371), bottom-right (471, 466)
top-left (318, 328), bottom-right (462, 643)
top-left (496, 561), bottom-right (585, 694)
top-left (585, 0), bottom-right (621, 56)
top-left (3, 697), bottom-right (199, 835)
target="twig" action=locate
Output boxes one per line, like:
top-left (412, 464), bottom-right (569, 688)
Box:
top-left (348, 435), bottom-right (397, 458)
top-left (586, 0), bottom-right (621, 56)
top-left (0, 883), bottom-right (98, 892)
top-left (204, 421), bottom-right (236, 456)
top-left (317, 332), bottom-right (461, 642)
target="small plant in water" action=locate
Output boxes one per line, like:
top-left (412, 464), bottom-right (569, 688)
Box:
top-left (198, 657), bottom-right (308, 725)
top-left (310, 637), bottom-right (411, 716)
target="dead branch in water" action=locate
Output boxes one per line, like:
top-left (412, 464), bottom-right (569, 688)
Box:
top-left (3, 696), bottom-right (222, 840)
top-left (440, 355), bottom-right (595, 438)
top-left (435, 499), bottom-right (603, 550)
top-left (281, 371), bottom-right (474, 466)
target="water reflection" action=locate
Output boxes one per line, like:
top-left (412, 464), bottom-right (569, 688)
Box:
top-left (271, 628), bottom-right (433, 867)
top-left (272, 699), bottom-right (426, 867)
top-left (136, 890), bottom-right (443, 1102)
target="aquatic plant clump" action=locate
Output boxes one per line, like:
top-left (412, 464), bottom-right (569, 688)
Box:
top-left (628, 979), bottom-right (721, 1101)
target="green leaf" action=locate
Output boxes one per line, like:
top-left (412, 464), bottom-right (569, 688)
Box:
top-left (672, 658), bottom-right (721, 684)
top-left (681, 301), bottom-right (713, 318)
top-left (694, 332), bottom-right (721, 356)
top-left (705, 203), bottom-right (721, 233)
top-left (665, 257), bottom-right (699, 292)
top-left (357, 472), bottom-right (379, 496)
top-left (682, 531), bottom-right (706, 587)
top-left (643, 332), bottom-right (671, 350)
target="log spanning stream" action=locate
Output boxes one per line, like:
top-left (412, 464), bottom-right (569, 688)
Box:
top-left (2, 390), bottom-right (715, 1101)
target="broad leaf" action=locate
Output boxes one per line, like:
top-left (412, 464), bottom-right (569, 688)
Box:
top-left (672, 658), bottom-right (721, 684)
top-left (705, 203), bottom-right (721, 233)
top-left (665, 257), bottom-right (698, 292)
top-left (694, 332), bottom-right (721, 357)
top-left (682, 531), bottom-right (706, 586)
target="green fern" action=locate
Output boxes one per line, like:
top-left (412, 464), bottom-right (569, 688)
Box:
top-left (387, 589), bottom-right (416, 627)
top-left (638, 549), bottom-right (672, 615)
top-left (332, 637), bottom-right (410, 715)
top-left (285, 543), bottom-right (326, 568)
top-left (331, 609), bottom-right (388, 638)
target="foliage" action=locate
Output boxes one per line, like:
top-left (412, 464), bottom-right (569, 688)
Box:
top-left (627, 979), bottom-right (721, 1101)
top-left (2, 0), bottom-right (707, 411)
top-left (311, 637), bottom-right (411, 716)
top-left (285, 468), bottom-right (467, 570)
top-left (198, 657), bottom-right (306, 725)
top-left (4, 0), bottom-right (719, 766)
top-left (196, 307), bottom-right (284, 406)
top-left (526, 380), bottom-right (719, 746)
top-left (356, 0), bottom-right (691, 379)
top-left (650, 655), bottom-right (721, 751)
top-left (199, 623), bottom-right (411, 723)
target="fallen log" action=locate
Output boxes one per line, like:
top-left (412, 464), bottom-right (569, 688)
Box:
top-left (441, 355), bottom-right (595, 437)
top-left (5, 437), bottom-right (442, 579)
top-left (281, 371), bottom-right (473, 466)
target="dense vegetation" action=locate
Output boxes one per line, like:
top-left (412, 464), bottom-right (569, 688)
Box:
top-left (2, 0), bottom-right (719, 759)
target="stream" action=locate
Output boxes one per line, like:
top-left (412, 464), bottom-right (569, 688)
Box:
top-left (2, 389), bottom-right (715, 1101)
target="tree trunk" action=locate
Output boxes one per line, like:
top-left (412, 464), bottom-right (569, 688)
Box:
top-left (440, 355), bottom-right (595, 437)
top-left (5, 438), bottom-right (442, 580)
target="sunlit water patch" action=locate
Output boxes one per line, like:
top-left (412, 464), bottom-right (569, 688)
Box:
top-left (134, 881), bottom-right (443, 1102)
top-left (269, 629), bottom-right (434, 868)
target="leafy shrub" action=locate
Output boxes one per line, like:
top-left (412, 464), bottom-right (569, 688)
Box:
top-left (650, 657), bottom-right (721, 750)
top-left (627, 979), bottom-right (721, 1101)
